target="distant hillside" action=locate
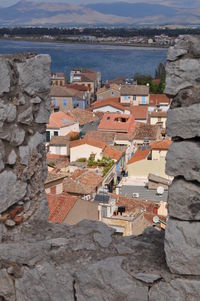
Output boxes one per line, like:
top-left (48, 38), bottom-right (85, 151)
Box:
top-left (0, 0), bottom-right (199, 26)
top-left (86, 2), bottom-right (177, 18)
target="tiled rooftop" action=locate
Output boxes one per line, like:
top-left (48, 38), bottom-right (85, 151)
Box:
top-left (92, 98), bottom-right (127, 112)
top-left (128, 148), bottom-right (151, 164)
top-left (133, 123), bottom-right (161, 140)
top-left (149, 94), bottom-right (171, 106)
top-left (69, 108), bottom-right (99, 126)
top-left (98, 113), bottom-right (135, 133)
top-left (151, 139), bottom-right (172, 150)
top-left (130, 105), bottom-right (148, 120)
top-left (47, 111), bottom-right (75, 129)
top-left (121, 85), bottom-right (149, 96)
top-left (48, 193), bottom-right (78, 224)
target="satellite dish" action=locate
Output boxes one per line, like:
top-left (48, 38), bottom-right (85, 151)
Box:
top-left (157, 186), bottom-right (164, 195)
top-left (153, 216), bottom-right (160, 224)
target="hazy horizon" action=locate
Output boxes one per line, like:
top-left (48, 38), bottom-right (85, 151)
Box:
top-left (1, 0), bottom-right (199, 9)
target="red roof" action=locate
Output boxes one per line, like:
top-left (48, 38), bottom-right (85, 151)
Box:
top-left (150, 111), bottom-right (167, 118)
top-left (151, 139), bottom-right (172, 150)
top-left (92, 98), bottom-right (126, 112)
top-left (70, 137), bottom-right (106, 150)
top-left (128, 148), bottom-right (151, 164)
top-left (98, 113), bottom-right (135, 133)
top-left (47, 112), bottom-right (75, 129)
top-left (66, 83), bottom-right (89, 91)
top-left (47, 193), bottom-right (78, 224)
top-left (150, 94), bottom-right (171, 106)
top-left (103, 145), bottom-right (123, 161)
top-left (130, 105), bottom-right (148, 120)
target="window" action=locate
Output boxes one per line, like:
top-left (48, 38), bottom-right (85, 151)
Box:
top-left (111, 91), bottom-right (114, 95)
top-left (54, 131), bottom-right (58, 136)
top-left (141, 96), bottom-right (146, 105)
top-left (63, 99), bottom-right (67, 106)
top-left (53, 98), bottom-right (57, 106)
top-left (133, 96), bottom-right (136, 101)
top-left (46, 131), bottom-right (50, 142)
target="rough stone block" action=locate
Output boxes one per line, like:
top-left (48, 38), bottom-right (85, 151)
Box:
top-left (168, 178), bottom-right (200, 220)
top-left (17, 54), bottom-right (51, 96)
top-left (166, 141), bottom-right (200, 182)
top-left (149, 278), bottom-right (200, 301)
top-left (166, 103), bottom-right (200, 139)
top-left (18, 107), bottom-right (33, 125)
top-left (165, 218), bottom-right (200, 275)
top-left (0, 269), bottom-right (15, 301)
top-left (171, 85), bottom-right (200, 108)
top-left (0, 60), bottom-right (11, 96)
top-left (165, 58), bottom-right (200, 96)
top-left (0, 171), bottom-right (27, 214)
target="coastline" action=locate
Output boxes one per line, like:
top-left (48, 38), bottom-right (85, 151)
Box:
top-left (0, 36), bottom-right (169, 50)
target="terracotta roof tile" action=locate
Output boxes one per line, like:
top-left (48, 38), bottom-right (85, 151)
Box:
top-left (92, 98), bottom-right (127, 112)
top-left (121, 85), bottom-right (149, 96)
top-left (70, 137), bottom-right (106, 150)
top-left (130, 105), bottom-right (148, 120)
top-left (69, 108), bottom-right (99, 126)
top-left (49, 136), bottom-right (69, 146)
top-left (133, 123), bottom-right (161, 140)
top-left (47, 112), bottom-right (76, 129)
top-left (150, 94), bottom-right (171, 106)
top-left (63, 170), bottom-right (102, 195)
top-left (150, 111), bottom-right (167, 118)
top-left (98, 113), bottom-right (135, 133)
top-left (103, 145), bottom-right (123, 161)
top-left (151, 139), bottom-right (172, 150)
top-left (85, 131), bottom-right (115, 145)
top-left (128, 148), bottom-right (151, 164)
top-left (47, 193), bottom-right (78, 224)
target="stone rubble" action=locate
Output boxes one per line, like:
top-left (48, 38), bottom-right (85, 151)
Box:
top-left (0, 39), bottom-right (200, 300)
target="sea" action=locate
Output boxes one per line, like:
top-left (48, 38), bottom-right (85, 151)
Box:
top-left (0, 39), bottom-right (168, 81)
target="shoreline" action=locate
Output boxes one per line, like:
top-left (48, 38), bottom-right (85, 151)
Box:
top-left (0, 36), bottom-right (169, 50)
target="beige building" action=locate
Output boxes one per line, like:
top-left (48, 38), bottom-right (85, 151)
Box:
top-left (120, 85), bottom-right (149, 106)
top-left (149, 111), bottom-right (167, 129)
top-left (97, 83), bottom-right (120, 101)
top-left (51, 72), bottom-right (66, 86)
top-left (127, 139), bottom-right (172, 180)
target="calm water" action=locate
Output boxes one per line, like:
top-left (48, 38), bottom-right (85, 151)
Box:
top-left (0, 39), bottom-right (168, 81)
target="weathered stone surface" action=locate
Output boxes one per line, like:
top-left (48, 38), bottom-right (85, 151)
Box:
top-left (18, 107), bottom-right (33, 125)
top-left (31, 96), bottom-right (41, 104)
top-left (165, 218), bottom-right (200, 275)
top-left (171, 85), bottom-right (200, 108)
top-left (166, 141), bottom-right (200, 182)
top-left (0, 60), bottom-right (11, 96)
top-left (0, 125), bottom-right (25, 146)
top-left (149, 279), bottom-right (200, 301)
top-left (0, 269), bottom-right (15, 301)
top-left (17, 54), bottom-right (51, 96)
top-left (165, 58), bottom-right (200, 96)
top-left (134, 273), bottom-right (161, 284)
top-left (168, 178), bottom-right (200, 220)
top-left (7, 149), bottom-right (17, 165)
top-left (35, 100), bottom-right (51, 124)
top-left (0, 103), bottom-right (17, 125)
top-left (0, 171), bottom-right (27, 213)
top-left (19, 132), bottom-right (45, 165)
top-left (75, 256), bottom-right (148, 301)
top-left (167, 47), bottom-right (188, 62)
top-left (166, 104), bottom-right (200, 138)
top-left (15, 264), bottom-right (74, 301)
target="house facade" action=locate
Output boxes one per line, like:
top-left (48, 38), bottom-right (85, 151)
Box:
top-left (46, 112), bottom-right (79, 143)
top-left (97, 83), bottom-right (120, 101)
top-left (120, 85), bottom-right (150, 106)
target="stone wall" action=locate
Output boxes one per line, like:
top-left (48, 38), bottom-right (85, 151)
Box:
top-left (0, 40), bottom-right (200, 301)
top-left (0, 53), bottom-right (51, 226)
top-left (165, 35), bottom-right (200, 276)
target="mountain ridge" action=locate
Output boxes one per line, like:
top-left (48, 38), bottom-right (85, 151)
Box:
top-left (0, 0), bottom-right (199, 26)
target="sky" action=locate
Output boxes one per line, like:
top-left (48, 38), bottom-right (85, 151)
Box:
top-left (0, 0), bottom-right (199, 8)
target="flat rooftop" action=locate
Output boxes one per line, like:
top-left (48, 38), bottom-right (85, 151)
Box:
top-left (119, 185), bottom-right (168, 202)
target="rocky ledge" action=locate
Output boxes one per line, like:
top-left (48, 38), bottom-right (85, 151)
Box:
top-left (0, 202), bottom-right (200, 301)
